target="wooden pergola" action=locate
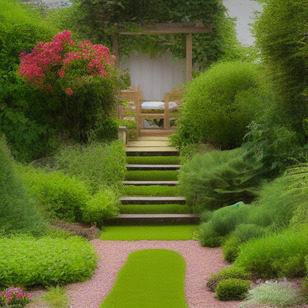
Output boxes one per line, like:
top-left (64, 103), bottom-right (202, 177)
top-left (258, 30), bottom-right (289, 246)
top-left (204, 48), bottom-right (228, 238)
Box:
top-left (114, 22), bottom-right (212, 81)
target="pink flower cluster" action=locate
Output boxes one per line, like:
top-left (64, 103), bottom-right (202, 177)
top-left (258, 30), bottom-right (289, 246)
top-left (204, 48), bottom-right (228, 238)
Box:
top-left (19, 31), bottom-right (115, 95)
top-left (0, 287), bottom-right (32, 306)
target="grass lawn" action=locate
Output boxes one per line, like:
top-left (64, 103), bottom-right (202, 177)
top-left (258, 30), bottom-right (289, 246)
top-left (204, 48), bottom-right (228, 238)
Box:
top-left (122, 185), bottom-right (180, 196)
top-left (100, 225), bottom-right (198, 241)
top-left (125, 170), bottom-right (179, 181)
top-left (119, 204), bottom-right (191, 214)
top-left (126, 156), bottom-right (181, 165)
top-left (100, 249), bottom-right (187, 308)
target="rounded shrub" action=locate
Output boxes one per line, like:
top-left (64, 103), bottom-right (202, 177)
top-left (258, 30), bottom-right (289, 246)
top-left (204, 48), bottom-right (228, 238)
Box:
top-left (215, 278), bottom-right (250, 301)
top-left (174, 61), bottom-right (264, 149)
top-left (222, 236), bottom-right (241, 263)
top-left (82, 188), bottom-right (120, 225)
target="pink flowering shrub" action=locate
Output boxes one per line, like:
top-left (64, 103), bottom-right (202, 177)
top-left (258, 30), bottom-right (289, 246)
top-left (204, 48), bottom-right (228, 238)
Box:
top-left (0, 287), bottom-right (32, 307)
top-left (18, 31), bottom-right (118, 142)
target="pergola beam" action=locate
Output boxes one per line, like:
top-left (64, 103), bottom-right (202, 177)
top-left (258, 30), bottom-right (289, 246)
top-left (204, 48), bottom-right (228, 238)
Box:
top-left (119, 27), bottom-right (212, 35)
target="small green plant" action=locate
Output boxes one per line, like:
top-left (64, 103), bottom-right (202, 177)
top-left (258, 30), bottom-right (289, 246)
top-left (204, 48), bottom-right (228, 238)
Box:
top-left (43, 286), bottom-right (70, 308)
top-left (222, 236), bottom-right (241, 263)
top-left (0, 235), bottom-right (98, 287)
top-left (207, 266), bottom-right (250, 292)
top-left (82, 188), bottom-right (120, 225)
top-left (241, 281), bottom-right (305, 307)
top-left (0, 287), bottom-right (32, 307)
top-left (215, 278), bottom-right (250, 301)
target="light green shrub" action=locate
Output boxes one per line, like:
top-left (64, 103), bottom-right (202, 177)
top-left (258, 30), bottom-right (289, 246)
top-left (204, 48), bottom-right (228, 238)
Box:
top-left (55, 142), bottom-right (126, 192)
top-left (241, 281), bottom-right (305, 308)
top-left (0, 136), bottom-right (46, 235)
top-left (18, 165), bottom-right (90, 222)
top-left (215, 278), bottom-right (250, 301)
top-left (234, 226), bottom-right (308, 279)
top-left (0, 235), bottom-right (98, 287)
top-left (207, 266), bottom-right (250, 292)
top-left (232, 224), bottom-right (266, 243)
top-left (172, 61), bottom-right (265, 148)
top-left (199, 222), bottom-right (222, 247)
top-left (222, 236), bottom-right (241, 263)
top-left (82, 188), bottom-right (120, 225)
top-left (179, 148), bottom-right (262, 212)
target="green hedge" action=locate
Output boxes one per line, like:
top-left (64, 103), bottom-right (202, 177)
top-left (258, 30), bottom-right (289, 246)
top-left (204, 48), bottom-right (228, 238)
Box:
top-left (0, 235), bottom-right (98, 287)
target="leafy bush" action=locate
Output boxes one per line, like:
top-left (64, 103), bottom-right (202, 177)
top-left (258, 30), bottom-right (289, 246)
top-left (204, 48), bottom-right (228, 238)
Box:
top-left (82, 188), bottom-right (120, 225)
top-left (179, 148), bottom-right (262, 212)
top-left (215, 278), bottom-right (250, 301)
top-left (241, 281), bottom-right (306, 308)
top-left (18, 165), bottom-right (90, 222)
top-left (0, 136), bottom-right (46, 235)
top-left (222, 236), bottom-right (241, 263)
top-left (199, 222), bottom-right (222, 247)
top-left (207, 266), bottom-right (250, 292)
top-left (0, 235), bottom-right (98, 287)
top-left (234, 226), bottom-right (308, 279)
top-left (232, 224), bottom-right (266, 243)
top-left (254, 0), bottom-right (308, 133)
top-left (55, 141), bottom-right (126, 192)
top-left (172, 62), bottom-right (265, 149)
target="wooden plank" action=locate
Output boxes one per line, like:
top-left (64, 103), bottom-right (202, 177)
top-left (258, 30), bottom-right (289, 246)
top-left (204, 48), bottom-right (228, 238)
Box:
top-left (119, 27), bottom-right (212, 35)
top-left (186, 33), bottom-right (193, 82)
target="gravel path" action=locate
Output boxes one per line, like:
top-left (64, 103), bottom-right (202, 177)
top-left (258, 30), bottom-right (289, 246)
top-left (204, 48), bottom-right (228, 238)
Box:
top-left (66, 240), bottom-right (242, 308)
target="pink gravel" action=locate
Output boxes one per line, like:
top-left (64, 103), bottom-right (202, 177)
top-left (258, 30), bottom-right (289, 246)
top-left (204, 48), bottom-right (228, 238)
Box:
top-left (66, 240), bottom-right (242, 308)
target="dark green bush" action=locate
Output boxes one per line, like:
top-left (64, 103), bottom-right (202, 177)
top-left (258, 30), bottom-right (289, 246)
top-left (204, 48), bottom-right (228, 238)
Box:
top-left (82, 188), bottom-right (120, 225)
top-left (232, 224), bottom-right (266, 243)
top-left (18, 165), bottom-right (90, 222)
top-left (199, 222), bottom-right (222, 247)
top-left (215, 278), bottom-right (250, 301)
top-left (222, 236), bottom-right (241, 263)
top-left (234, 226), bottom-right (308, 279)
top-left (179, 148), bottom-right (262, 212)
top-left (0, 136), bottom-right (46, 235)
top-left (207, 266), bottom-right (250, 292)
top-left (172, 62), bottom-right (265, 149)
top-left (55, 141), bottom-right (126, 192)
top-left (0, 235), bottom-right (98, 287)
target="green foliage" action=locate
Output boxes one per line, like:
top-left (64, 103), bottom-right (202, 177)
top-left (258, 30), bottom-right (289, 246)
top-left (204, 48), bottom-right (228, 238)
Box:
top-left (232, 224), bottom-right (266, 243)
top-left (51, 0), bottom-right (239, 70)
top-left (254, 0), bottom-right (308, 133)
top-left (207, 266), bottom-right (250, 292)
top-left (18, 165), bottom-right (90, 223)
top-left (215, 278), bottom-right (250, 301)
top-left (0, 136), bottom-right (46, 236)
top-left (179, 148), bottom-right (262, 212)
top-left (199, 222), bottom-right (222, 247)
top-left (241, 281), bottom-right (306, 308)
top-left (0, 235), bottom-right (98, 287)
top-left (234, 226), bottom-right (308, 279)
top-left (126, 156), bottom-right (180, 165)
top-left (125, 170), bottom-right (178, 181)
top-left (100, 249), bottom-right (187, 308)
top-left (82, 188), bottom-right (120, 225)
top-left (43, 286), bottom-right (70, 308)
top-left (55, 142), bottom-right (126, 192)
top-left (222, 236), bottom-right (241, 263)
top-left (119, 204), bottom-right (191, 214)
top-left (172, 62), bottom-right (265, 149)
top-left (122, 185), bottom-right (180, 196)
top-left (178, 143), bottom-right (217, 164)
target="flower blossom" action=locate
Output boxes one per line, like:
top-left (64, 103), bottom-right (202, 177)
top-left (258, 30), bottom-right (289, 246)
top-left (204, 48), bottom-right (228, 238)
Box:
top-left (65, 88), bottom-right (73, 96)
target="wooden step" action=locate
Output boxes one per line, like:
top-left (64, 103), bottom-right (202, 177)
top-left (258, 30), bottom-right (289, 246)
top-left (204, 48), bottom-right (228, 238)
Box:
top-left (126, 164), bottom-right (182, 171)
top-left (122, 181), bottom-right (179, 186)
top-left (126, 148), bottom-right (179, 156)
top-left (104, 214), bottom-right (199, 225)
top-left (120, 196), bottom-right (186, 204)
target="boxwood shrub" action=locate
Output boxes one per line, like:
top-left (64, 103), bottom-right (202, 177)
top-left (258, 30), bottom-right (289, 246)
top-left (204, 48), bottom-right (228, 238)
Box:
top-left (215, 278), bottom-right (250, 301)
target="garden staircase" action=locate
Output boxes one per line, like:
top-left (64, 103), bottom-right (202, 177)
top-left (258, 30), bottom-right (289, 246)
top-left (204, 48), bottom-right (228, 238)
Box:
top-left (105, 136), bottom-right (199, 225)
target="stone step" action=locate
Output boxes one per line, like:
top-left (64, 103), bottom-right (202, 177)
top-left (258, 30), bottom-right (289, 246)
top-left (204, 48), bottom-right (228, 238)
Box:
top-left (120, 196), bottom-right (186, 204)
top-left (122, 181), bottom-right (179, 186)
top-left (104, 214), bottom-right (199, 225)
top-left (126, 164), bottom-right (182, 171)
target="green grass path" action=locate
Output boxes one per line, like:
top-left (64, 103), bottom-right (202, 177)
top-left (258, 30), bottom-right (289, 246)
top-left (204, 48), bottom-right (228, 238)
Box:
top-left (100, 249), bottom-right (188, 308)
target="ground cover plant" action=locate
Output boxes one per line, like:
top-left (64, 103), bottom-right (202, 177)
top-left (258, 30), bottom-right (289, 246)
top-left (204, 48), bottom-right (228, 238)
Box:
top-left (54, 141), bottom-right (126, 192)
top-left (122, 185), bottom-right (180, 196)
top-left (100, 225), bottom-right (198, 241)
top-left (126, 156), bottom-right (181, 165)
top-left (42, 286), bottom-right (70, 308)
top-left (171, 61), bottom-right (265, 149)
top-left (0, 235), bottom-right (98, 287)
top-left (0, 136), bottom-right (46, 236)
top-left (119, 204), bottom-right (191, 214)
top-left (100, 249), bottom-right (187, 308)
top-left (125, 170), bottom-right (179, 181)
